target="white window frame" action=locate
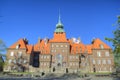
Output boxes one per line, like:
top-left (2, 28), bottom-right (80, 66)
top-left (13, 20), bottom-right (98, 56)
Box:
top-left (105, 51), bottom-right (109, 56)
top-left (44, 56), bottom-right (46, 59)
top-left (10, 52), bottom-right (14, 56)
top-left (98, 60), bottom-right (101, 64)
top-left (97, 51), bottom-right (101, 57)
top-left (76, 56), bottom-right (78, 59)
top-left (108, 59), bottom-right (111, 64)
top-left (18, 52), bottom-right (22, 57)
top-left (61, 45), bottom-right (63, 47)
top-left (56, 45), bottom-right (58, 47)
top-left (102, 59), bottom-right (106, 64)
top-left (65, 45), bottom-right (67, 47)
top-left (47, 56), bottom-right (49, 59)
top-left (93, 59), bottom-right (95, 64)
top-left (9, 59), bottom-right (12, 64)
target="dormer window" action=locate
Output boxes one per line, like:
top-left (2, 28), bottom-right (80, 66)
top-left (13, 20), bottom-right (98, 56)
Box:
top-left (16, 44), bottom-right (20, 49)
top-left (100, 44), bottom-right (104, 49)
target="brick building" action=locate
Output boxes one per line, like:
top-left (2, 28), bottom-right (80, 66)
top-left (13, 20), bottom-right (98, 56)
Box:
top-left (4, 16), bottom-right (114, 73)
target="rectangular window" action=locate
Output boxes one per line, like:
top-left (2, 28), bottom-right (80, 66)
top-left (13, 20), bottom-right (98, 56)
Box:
top-left (93, 59), bottom-right (95, 64)
top-left (76, 56), bottom-right (78, 59)
top-left (65, 45), bottom-right (67, 47)
top-left (9, 59), bottom-right (12, 64)
top-left (56, 45), bottom-right (59, 47)
top-left (44, 56), bottom-right (46, 59)
top-left (102, 60), bottom-right (106, 64)
top-left (105, 51), bottom-right (109, 56)
top-left (61, 45), bottom-right (63, 47)
top-left (10, 52), bottom-right (14, 56)
top-left (47, 56), bottom-right (49, 59)
top-left (18, 52), bottom-right (22, 57)
top-left (108, 59), bottom-right (111, 64)
top-left (97, 51), bottom-right (101, 57)
top-left (98, 60), bottom-right (101, 64)
top-left (52, 44), bottom-right (54, 47)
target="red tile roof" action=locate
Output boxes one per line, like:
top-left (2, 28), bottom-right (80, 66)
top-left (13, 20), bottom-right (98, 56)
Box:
top-left (49, 33), bottom-right (68, 42)
top-left (26, 45), bottom-right (33, 54)
top-left (92, 38), bottom-right (111, 49)
top-left (10, 38), bottom-right (33, 54)
top-left (9, 38), bottom-right (111, 55)
top-left (10, 39), bottom-right (27, 49)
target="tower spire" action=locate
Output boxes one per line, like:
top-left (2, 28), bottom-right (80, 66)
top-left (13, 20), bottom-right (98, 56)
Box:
top-left (58, 9), bottom-right (61, 23)
top-left (55, 10), bottom-right (65, 33)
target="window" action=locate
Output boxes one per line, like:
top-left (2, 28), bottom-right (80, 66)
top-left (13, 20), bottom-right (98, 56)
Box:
top-left (61, 45), bottom-right (63, 47)
top-left (52, 44), bottom-right (54, 47)
top-left (73, 63), bottom-right (75, 66)
top-left (105, 51), bottom-right (109, 56)
top-left (97, 51), bottom-right (101, 57)
top-left (51, 50), bottom-right (54, 52)
top-left (108, 60), bottom-right (111, 64)
top-left (16, 44), bottom-right (19, 49)
top-left (93, 59), bottom-right (95, 64)
top-left (23, 60), bottom-right (27, 63)
top-left (97, 60), bottom-right (101, 64)
top-left (56, 45), bottom-right (59, 47)
top-left (18, 52), bottom-right (22, 57)
top-left (9, 59), bottom-right (12, 63)
top-left (47, 56), bottom-right (49, 59)
top-left (44, 63), bottom-right (46, 66)
top-left (76, 56), bottom-right (78, 59)
top-left (76, 63), bottom-right (78, 66)
top-left (10, 52), bottom-right (14, 56)
top-left (47, 63), bottom-right (49, 66)
top-left (100, 44), bottom-right (104, 49)
top-left (65, 45), bottom-right (67, 47)
top-left (73, 56), bottom-right (75, 59)
top-left (55, 50), bottom-right (56, 52)
top-left (41, 63), bottom-right (43, 65)
top-left (41, 55), bottom-right (43, 58)
top-left (44, 56), bottom-right (46, 59)
top-left (102, 60), bottom-right (106, 64)
top-left (13, 60), bottom-right (16, 64)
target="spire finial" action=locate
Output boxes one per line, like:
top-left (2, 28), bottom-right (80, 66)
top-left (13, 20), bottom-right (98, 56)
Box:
top-left (58, 9), bottom-right (61, 23)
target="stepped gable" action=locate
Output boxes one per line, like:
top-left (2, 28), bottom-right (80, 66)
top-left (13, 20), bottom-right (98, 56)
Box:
top-left (69, 39), bottom-right (86, 54)
top-left (34, 39), bottom-right (50, 54)
top-left (92, 38), bottom-right (111, 49)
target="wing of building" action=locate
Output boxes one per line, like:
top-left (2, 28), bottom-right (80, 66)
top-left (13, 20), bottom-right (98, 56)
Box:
top-left (4, 15), bottom-right (114, 73)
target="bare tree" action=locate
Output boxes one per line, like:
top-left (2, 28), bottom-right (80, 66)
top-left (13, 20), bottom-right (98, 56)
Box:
top-left (10, 52), bottom-right (29, 72)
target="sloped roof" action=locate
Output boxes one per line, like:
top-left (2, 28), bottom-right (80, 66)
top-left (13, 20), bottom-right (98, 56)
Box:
top-left (10, 39), bottom-right (27, 49)
top-left (34, 39), bottom-right (50, 54)
top-left (92, 38), bottom-right (111, 49)
top-left (26, 45), bottom-right (33, 54)
top-left (49, 33), bottom-right (68, 42)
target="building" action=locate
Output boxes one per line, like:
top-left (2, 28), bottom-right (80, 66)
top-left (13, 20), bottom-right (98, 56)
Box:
top-left (4, 15), bottom-right (114, 73)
